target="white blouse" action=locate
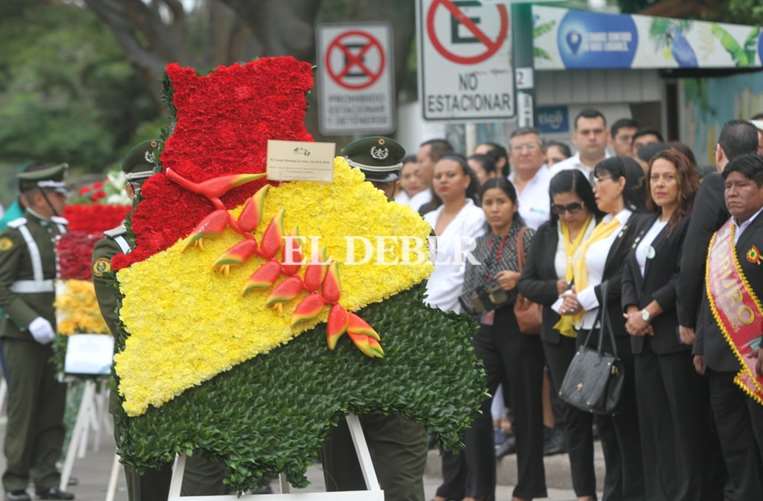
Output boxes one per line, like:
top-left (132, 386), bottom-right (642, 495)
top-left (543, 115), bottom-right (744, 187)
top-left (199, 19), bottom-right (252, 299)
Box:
top-left (424, 200), bottom-right (486, 313)
top-left (577, 209), bottom-right (632, 329)
top-left (635, 218), bottom-right (667, 277)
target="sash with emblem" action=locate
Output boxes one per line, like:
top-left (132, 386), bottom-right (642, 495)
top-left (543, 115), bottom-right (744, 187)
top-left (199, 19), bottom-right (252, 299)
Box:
top-left (706, 218), bottom-right (763, 405)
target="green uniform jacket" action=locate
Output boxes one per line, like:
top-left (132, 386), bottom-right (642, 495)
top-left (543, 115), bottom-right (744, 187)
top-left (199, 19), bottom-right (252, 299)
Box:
top-left (92, 225), bottom-right (132, 338)
top-left (0, 211), bottom-right (67, 340)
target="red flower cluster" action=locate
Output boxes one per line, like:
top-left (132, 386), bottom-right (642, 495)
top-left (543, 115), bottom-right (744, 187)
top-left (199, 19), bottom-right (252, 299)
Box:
top-left (57, 231), bottom-right (103, 280)
top-left (78, 181), bottom-right (106, 203)
top-left (64, 205), bottom-right (131, 233)
top-left (113, 57), bottom-right (314, 270)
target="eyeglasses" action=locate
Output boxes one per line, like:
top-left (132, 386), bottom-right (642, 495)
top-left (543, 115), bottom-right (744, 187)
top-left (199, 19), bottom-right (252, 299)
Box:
top-left (551, 202), bottom-right (584, 215)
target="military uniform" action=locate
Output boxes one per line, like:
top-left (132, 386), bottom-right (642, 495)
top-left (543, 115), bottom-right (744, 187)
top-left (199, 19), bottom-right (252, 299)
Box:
top-left (321, 138), bottom-right (429, 501)
top-left (0, 165), bottom-right (73, 500)
top-left (91, 141), bottom-right (227, 501)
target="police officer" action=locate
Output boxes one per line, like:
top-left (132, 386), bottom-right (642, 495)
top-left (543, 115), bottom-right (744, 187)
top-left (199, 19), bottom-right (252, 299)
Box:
top-left (0, 164), bottom-right (74, 501)
top-left (92, 141), bottom-right (229, 500)
top-left (321, 137), bottom-right (429, 501)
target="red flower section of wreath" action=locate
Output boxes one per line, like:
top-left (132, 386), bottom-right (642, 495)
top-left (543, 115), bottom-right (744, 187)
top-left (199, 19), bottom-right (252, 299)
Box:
top-left (112, 57), bottom-right (314, 271)
top-left (165, 170), bottom-right (384, 359)
top-left (58, 231), bottom-right (103, 280)
top-left (64, 205), bottom-right (131, 233)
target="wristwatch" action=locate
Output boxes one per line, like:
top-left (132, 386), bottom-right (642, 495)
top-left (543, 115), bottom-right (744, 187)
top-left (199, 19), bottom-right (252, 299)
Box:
top-left (641, 309), bottom-right (651, 322)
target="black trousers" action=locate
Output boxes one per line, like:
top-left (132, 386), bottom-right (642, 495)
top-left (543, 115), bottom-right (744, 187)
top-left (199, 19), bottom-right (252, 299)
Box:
top-left (543, 335), bottom-right (597, 498)
top-left (437, 307), bottom-right (547, 500)
top-left (579, 331), bottom-right (644, 501)
top-left (707, 369), bottom-right (763, 501)
top-left (634, 349), bottom-right (705, 501)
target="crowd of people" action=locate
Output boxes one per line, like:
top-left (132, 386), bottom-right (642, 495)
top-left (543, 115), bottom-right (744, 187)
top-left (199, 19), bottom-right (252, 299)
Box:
top-left (1, 107), bottom-right (762, 501)
top-left (404, 109), bottom-right (763, 501)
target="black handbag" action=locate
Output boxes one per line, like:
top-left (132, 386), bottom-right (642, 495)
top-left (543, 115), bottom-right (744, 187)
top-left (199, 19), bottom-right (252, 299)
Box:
top-left (558, 283), bottom-right (625, 415)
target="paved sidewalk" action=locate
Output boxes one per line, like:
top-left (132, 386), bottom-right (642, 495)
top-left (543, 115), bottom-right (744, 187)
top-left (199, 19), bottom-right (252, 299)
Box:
top-left (0, 423), bottom-right (603, 500)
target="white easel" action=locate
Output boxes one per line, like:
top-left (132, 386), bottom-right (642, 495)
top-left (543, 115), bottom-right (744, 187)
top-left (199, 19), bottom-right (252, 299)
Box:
top-left (59, 379), bottom-right (112, 490)
top-left (0, 378), bottom-right (7, 425)
top-left (167, 414), bottom-right (383, 501)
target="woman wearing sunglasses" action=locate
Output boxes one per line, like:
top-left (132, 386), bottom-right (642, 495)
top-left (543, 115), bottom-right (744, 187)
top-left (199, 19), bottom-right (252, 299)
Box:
top-left (518, 170), bottom-right (602, 501)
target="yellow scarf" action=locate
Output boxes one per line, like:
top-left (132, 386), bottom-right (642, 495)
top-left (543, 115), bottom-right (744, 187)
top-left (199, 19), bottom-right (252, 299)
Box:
top-left (556, 216), bottom-right (622, 332)
top-left (553, 217), bottom-right (593, 337)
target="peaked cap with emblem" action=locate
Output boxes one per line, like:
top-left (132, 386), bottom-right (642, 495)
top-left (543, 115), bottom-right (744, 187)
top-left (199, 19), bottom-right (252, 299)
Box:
top-left (18, 163), bottom-right (69, 194)
top-left (122, 139), bottom-right (160, 183)
top-left (341, 136), bottom-right (405, 183)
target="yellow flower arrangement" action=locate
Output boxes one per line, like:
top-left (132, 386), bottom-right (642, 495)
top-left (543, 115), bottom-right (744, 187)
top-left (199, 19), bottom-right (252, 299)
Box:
top-left (55, 279), bottom-right (109, 335)
top-left (116, 158), bottom-right (434, 416)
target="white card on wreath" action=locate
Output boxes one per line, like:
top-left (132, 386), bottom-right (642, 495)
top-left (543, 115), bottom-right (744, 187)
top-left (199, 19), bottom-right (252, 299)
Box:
top-left (266, 140), bottom-right (335, 182)
top-left (64, 334), bottom-right (114, 375)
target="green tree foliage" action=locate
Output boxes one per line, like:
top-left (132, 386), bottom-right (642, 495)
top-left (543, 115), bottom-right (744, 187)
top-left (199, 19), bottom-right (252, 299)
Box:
top-left (0, 1), bottom-right (159, 172)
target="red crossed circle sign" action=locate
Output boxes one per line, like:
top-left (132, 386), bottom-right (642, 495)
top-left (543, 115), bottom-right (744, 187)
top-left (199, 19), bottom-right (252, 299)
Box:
top-left (325, 30), bottom-right (386, 90)
top-left (427, 0), bottom-right (509, 65)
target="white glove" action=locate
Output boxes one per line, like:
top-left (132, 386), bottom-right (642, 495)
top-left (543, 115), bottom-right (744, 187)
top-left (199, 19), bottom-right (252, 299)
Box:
top-left (28, 317), bottom-right (56, 345)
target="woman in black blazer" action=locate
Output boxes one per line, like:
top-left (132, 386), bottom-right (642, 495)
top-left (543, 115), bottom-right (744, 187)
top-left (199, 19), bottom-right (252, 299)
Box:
top-left (558, 156), bottom-right (651, 501)
top-left (518, 169), bottom-right (602, 501)
top-left (621, 148), bottom-right (705, 501)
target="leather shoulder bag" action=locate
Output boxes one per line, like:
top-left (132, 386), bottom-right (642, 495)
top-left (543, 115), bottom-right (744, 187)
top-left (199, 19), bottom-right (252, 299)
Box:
top-left (558, 282), bottom-right (625, 415)
top-left (513, 227), bottom-right (543, 335)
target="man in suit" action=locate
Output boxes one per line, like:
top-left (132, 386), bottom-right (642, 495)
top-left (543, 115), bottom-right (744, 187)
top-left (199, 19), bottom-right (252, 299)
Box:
top-left (677, 120), bottom-right (758, 350)
top-left (701, 153), bottom-right (763, 499)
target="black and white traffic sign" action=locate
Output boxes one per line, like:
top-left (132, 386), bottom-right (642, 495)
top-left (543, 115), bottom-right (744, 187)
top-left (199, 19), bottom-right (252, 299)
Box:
top-left (417, 0), bottom-right (514, 121)
top-left (317, 23), bottom-right (395, 135)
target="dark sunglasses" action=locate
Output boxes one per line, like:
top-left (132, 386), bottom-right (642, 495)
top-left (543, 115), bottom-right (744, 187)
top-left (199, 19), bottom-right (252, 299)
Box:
top-left (551, 202), bottom-right (584, 215)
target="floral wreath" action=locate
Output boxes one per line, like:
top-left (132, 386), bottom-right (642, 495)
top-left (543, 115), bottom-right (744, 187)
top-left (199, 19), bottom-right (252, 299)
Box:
top-left (110, 57), bottom-right (485, 492)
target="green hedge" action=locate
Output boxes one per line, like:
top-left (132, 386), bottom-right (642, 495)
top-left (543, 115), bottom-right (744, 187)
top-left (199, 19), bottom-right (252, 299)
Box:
top-left (113, 283), bottom-right (486, 492)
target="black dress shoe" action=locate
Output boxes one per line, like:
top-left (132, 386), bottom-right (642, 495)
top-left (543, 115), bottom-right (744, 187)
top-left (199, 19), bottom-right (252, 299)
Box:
top-left (5, 491), bottom-right (31, 501)
top-left (35, 488), bottom-right (74, 500)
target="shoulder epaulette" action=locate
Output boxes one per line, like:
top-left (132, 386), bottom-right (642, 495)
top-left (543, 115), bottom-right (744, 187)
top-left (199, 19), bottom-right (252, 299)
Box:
top-left (104, 225), bottom-right (128, 238)
top-left (7, 217), bottom-right (27, 229)
top-left (51, 216), bottom-right (68, 225)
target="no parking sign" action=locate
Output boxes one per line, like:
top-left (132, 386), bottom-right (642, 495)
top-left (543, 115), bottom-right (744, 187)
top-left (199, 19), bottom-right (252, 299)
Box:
top-left (417, 0), bottom-right (514, 121)
top-left (317, 23), bottom-right (395, 135)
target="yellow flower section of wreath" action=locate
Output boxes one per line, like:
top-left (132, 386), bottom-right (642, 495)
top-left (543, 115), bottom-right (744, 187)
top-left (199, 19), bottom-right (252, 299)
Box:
top-left (55, 279), bottom-right (109, 335)
top-left (116, 158), bottom-right (434, 416)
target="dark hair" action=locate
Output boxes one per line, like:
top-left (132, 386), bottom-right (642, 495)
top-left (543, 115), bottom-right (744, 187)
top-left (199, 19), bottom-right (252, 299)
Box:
top-left (420, 138), bottom-right (454, 164)
top-left (545, 140), bottom-right (572, 159)
top-left (548, 170), bottom-right (603, 224)
top-left (666, 142), bottom-right (697, 167)
top-left (722, 153), bottom-right (763, 186)
top-left (402, 154), bottom-right (417, 166)
top-left (636, 142), bottom-right (669, 163)
top-left (646, 149), bottom-right (699, 230)
top-left (426, 153), bottom-right (480, 211)
top-left (632, 128), bottom-right (664, 144)
top-left (478, 142), bottom-right (509, 177)
top-left (611, 118), bottom-right (640, 138)
top-left (593, 156), bottom-right (647, 212)
top-left (574, 109), bottom-right (607, 130)
top-left (479, 177), bottom-right (525, 227)
top-left (718, 120), bottom-right (758, 162)
top-left (467, 154), bottom-right (497, 177)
